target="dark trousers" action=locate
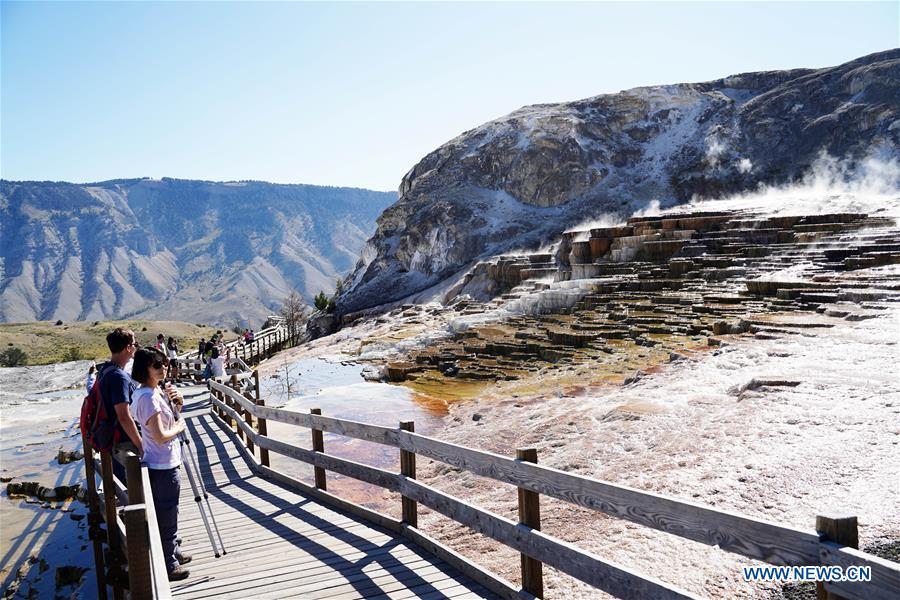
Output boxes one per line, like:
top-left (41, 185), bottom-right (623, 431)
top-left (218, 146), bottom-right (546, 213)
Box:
top-left (148, 467), bottom-right (182, 572)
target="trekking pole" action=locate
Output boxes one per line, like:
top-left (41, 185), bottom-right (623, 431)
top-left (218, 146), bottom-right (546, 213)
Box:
top-left (178, 427), bottom-right (226, 555)
top-left (162, 381), bottom-right (226, 557)
top-left (178, 441), bottom-right (222, 557)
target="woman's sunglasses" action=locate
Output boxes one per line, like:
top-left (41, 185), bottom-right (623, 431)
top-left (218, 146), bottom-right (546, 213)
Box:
top-left (152, 360), bottom-right (167, 370)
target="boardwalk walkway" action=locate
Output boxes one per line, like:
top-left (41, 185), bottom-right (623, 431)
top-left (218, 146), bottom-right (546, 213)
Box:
top-left (169, 386), bottom-right (497, 599)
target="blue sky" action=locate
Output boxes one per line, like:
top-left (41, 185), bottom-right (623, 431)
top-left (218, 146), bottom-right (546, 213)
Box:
top-left (2, 1), bottom-right (897, 191)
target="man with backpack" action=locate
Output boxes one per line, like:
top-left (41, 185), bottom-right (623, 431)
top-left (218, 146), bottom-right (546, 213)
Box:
top-left (94, 328), bottom-right (144, 478)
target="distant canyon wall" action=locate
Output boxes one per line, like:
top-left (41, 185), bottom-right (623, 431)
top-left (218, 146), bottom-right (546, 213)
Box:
top-left (0, 178), bottom-right (395, 325)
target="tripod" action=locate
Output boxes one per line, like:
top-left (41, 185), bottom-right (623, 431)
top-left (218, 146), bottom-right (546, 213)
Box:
top-left (165, 383), bottom-right (227, 558)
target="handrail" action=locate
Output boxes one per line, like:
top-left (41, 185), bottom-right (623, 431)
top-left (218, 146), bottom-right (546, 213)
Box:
top-left (140, 465), bottom-right (172, 598)
top-left (177, 324), bottom-right (283, 362)
top-left (208, 378), bottom-right (900, 600)
top-left (84, 448), bottom-right (172, 599)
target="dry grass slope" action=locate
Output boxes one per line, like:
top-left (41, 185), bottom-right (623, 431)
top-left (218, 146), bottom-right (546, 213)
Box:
top-left (0, 320), bottom-right (232, 365)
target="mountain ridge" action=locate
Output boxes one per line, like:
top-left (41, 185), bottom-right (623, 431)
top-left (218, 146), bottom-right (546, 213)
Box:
top-left (0, 178), bottom-right (396, 325)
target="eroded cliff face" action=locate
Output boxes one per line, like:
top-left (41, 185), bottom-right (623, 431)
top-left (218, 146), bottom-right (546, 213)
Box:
top-left (340, 50), bottom-right (899, 313)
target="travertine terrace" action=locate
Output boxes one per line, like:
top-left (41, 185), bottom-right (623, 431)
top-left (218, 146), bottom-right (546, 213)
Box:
top-left (386, 209), bottom-right (900, 393)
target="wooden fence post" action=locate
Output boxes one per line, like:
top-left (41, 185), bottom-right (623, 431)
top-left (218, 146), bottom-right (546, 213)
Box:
top-left (816, 514), bottom-right (858, 600)
top-left (81, 433), bottom-right (108, 600)
top-left (517, 447), bottom-right (543, 598)
top-left (100, 452), bottom-right (125, 600)
top-left (230, 374), bottom-right (244, 441)
top-left (310, 408), bottom-right (326, 490)
top-left (218, 389), bottom-right (230, 425)
top-left (123, 505), bottom-right (153, 599)
top-left (124, 453), bottom-right (144, 505)
top-left (253, 370), bottom-right (269, 467)
top-left (400, 421), bottom-right (417, 528)
top-left (242, 389), bottom-right (255, 454)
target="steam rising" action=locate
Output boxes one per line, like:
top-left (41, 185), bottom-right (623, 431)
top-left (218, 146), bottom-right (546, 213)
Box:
top-left (681, 152), bottom-right (900, 218)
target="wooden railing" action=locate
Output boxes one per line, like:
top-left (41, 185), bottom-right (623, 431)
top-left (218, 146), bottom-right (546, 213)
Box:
top-left (176, 324), bottom-right (298, 379)
top-left (82, 436), bottom-right (171, 600)
top-left (208, 377), bottom-right (900, 600)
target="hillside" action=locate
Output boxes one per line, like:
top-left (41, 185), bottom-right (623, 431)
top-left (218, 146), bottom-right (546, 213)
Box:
top-left (339, 49), bottom-right (899, 313)
top-left (0, 178), bottom-right (395, 325)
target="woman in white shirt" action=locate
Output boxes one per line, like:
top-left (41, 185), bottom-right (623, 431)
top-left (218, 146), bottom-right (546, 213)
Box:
top-left (210, 347), bottom-right (226, 379)
top-left (130, 348), bottom-right (191, 581)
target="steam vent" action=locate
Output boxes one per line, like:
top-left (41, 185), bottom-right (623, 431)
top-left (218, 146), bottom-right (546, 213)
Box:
top-left (384, 209), bottom-right (900, 396)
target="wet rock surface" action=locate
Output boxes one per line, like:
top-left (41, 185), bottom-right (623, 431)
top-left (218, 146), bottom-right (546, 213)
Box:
top-left (384, 209), bottom-right (900, 396)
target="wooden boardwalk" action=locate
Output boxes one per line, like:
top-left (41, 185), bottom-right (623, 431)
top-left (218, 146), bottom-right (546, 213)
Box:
top-left (85, 371), bottom-right (897, 600)
top-left (170, 396), bottom-right (497, 599)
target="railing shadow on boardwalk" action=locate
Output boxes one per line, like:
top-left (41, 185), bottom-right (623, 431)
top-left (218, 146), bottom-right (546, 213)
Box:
top-left (183, 416), bottom-right (455, 599)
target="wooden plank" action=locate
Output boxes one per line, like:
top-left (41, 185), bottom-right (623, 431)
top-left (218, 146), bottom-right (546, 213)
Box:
top-left (180, 543), bottom-right (424, 583)
top-left (204, 561), bottom-right (458, 600)
top-left (175, 491), bottom-right (354, 521)
top-left (414, 582), bottom-right (496, 600)
top-left (140, 467), bottom-right (172, 599)
top-left (176, 507), bottom-right (358, 537)
top-left (241, 390), bottom-right (255, 454)
top-left (183, 524), bottom-right (392, 564)
top-left (182, 546), bottom-right (423, 583)
top-left (398, 431), bottom-right (821, 566)
top-left (177, 554), bottom-right (439, 599)
top-left (400, 477), bottom-right (700, 600)
top-left (298, 566), bottom-right (476, 600)
top-left (255, 435), bottom-right (401, 492)
top-left (258, 404), bottom-right (401, 446)
top-left (124, 452), bottom-right (144, 504)
top-left (181, 539), bottom-right (437, 596)
top-left (256, 463), bottom-right (403, 535)
top-left (209, 383), bottom-right (401, 446)
top-left (820, 542), bottom-right (900, 600)
top-left (182, 519), bottom-right (386, 557)
top-left (369, 579), bottom-right (494, 600)
top-left (123, 504), bottom-right (153, 599)
top-left (400, 525), bottom-right (526, 600)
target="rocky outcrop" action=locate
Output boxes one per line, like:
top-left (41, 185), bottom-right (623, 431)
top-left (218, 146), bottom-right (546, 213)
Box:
top-left (0, 178), bottom-right (395, 325)
top-left (340, 50), bottom-right (900, 313)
